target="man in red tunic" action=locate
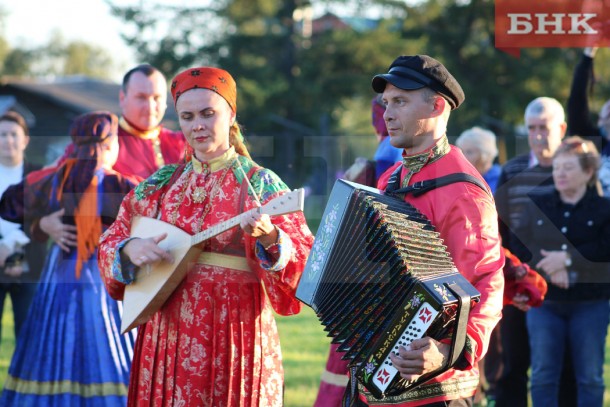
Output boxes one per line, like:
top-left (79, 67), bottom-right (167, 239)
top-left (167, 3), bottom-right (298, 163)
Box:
top-left (38, 64), bottom-right (186, 248)
top-left (350, 55), bottom-right (505, 406)
top-left (113, 64), bottom-right (185, 180)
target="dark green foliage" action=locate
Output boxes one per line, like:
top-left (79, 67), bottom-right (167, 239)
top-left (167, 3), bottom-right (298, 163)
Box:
top-left (105, 0), bottom-right (610, 166)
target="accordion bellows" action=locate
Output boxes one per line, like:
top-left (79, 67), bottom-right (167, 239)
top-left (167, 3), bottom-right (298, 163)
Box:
top-left (297, 180), bottom-right (480, 399)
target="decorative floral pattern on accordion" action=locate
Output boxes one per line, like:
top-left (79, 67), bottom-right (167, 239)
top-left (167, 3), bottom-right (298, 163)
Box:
top-left (361, 291), bottom-right (427, 384)
top-left (307, 203), bottom-right (339, 280)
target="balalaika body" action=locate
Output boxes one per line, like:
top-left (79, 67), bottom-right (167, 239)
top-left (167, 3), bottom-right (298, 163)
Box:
top-left (296, 180), bottom-right (480, 399)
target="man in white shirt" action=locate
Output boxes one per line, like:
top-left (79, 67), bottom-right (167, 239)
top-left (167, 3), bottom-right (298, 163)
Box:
top-left (0, 111), bottom-right (45, 342)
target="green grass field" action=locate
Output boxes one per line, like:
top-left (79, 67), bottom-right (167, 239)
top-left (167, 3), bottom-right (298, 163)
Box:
top-left (0, 300), bottom-right (17, 384)
top-left (277, 308), bottom-right (330, 406)
top-left (0, 299), bottom-right (332, 406)
top-left (1, 300), bottom-right (610, 406)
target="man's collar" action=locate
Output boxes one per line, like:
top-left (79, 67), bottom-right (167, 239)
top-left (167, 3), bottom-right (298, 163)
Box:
top-left (402, 135), bottom-right (450, 173)
top-left (400, 136), bottom-right (450, 187)
top-left (119, 117), bottom-right (161, 140)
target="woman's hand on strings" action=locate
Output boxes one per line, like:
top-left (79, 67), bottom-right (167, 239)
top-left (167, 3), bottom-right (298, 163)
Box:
top-left (123, 233), bottom-right (174, 267)
top-left (240, 211), bottom-right (278, 247)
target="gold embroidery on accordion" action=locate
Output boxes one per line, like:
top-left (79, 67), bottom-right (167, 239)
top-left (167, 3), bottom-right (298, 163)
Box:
top-left (296, 179), bottom-right (480, 400)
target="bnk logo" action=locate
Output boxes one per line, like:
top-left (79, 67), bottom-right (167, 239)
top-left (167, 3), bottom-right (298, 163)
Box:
top-left (507, 13), bottom-right (597, 35)
top-left (495, 0), bottom-right (610, 56)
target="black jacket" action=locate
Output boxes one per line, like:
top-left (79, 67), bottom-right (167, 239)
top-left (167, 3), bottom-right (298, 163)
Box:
top-left (494, 154), bottom-right (554, 255)
top-left (514, 187), bottom-right (610, 301)
top-left (0, 161), bottom-right (47, 284)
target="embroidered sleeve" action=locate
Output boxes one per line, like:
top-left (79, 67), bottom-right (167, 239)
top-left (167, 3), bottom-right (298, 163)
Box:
top-left (111, 237), bottom-right (140, 284)
top-left (254, 227), bottom-right (293, 272)
top-left (235, 157), bottom-right (315, 315)
top-left (232, 157), bottom-right (288, 202)
top-left (99, 180), bottom-right (168, 300)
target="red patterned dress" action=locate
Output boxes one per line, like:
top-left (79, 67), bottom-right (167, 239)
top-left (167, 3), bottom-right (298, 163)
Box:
top-left (98, 147), bottom-right (313, 406)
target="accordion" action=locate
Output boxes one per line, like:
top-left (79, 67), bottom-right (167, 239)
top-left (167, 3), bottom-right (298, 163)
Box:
top-left (297, 179), bottom-right (480, 399)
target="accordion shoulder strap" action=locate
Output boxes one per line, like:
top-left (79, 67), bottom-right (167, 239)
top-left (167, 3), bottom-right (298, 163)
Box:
top-left (385, 165), bottom-right (491, 198)
top-left (444, 282), bottom-right (471, 369)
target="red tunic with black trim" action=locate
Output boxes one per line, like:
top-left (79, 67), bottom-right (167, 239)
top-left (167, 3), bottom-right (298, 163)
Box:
top-left (363, 138), bottom-right (505, 406)
top-left (98, 148), bottom-right (313, 407)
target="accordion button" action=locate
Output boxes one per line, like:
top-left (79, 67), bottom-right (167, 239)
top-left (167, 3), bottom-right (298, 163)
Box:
top-left (588, 220), bottom-right (594, 226)
top-left (561, 244), bottom-right (567, 250)
top-left (564, 211), bottom-right (570, 218)
top-left (561, 226), bottom-right (567, 233)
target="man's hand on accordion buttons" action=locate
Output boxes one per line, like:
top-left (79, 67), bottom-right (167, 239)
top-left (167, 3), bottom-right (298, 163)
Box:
top-left (389, 337), bottom-right (450, 381)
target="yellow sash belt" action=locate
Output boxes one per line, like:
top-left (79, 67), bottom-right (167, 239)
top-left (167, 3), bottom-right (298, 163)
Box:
top-left (197, 252), bottom-right (251, 272)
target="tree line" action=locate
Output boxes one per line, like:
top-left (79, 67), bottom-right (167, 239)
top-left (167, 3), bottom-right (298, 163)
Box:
top-left (105, 0), bottom-right (610, 151)
top-left (4, 0), bottom-right (610, 187)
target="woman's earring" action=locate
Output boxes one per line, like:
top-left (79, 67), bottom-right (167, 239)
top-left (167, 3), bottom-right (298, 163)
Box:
top-left (184, 144), bottom-right (194, 162)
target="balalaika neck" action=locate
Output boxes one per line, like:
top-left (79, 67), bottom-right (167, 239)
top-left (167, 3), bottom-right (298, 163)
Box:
top-left (191, 207), bottom-right (260, 246)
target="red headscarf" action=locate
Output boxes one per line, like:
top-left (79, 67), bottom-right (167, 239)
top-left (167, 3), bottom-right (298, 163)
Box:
top-left (171, 67), bottom-right (237, 112)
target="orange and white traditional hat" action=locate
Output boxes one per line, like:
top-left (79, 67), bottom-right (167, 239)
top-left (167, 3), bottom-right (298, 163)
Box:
top-left (171, 67), bottom-right (237, 112)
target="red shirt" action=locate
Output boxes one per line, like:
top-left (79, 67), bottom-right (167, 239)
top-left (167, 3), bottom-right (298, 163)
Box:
top-left (367, 141), bottom-right (505, 406)
top-left (113, 120), bottom-right (185, 181)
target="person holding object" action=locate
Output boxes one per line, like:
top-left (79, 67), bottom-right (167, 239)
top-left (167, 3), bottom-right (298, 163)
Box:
top-left (98, 66), bottom-right (314, 406)
top-left (0, 111), bottom-right (137, 405)
top-left (350, 55), bottom-right (504, 406)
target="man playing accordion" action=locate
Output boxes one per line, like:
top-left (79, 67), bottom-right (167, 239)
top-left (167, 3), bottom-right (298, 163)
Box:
top-left (358, 55), bottom-right (505, 406)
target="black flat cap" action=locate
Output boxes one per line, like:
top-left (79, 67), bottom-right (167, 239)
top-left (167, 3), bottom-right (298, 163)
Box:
top-left (372, 55), bottom-right (465, 110)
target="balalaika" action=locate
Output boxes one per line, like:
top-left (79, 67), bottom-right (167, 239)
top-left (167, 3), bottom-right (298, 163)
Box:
top-left (296, 180), bottom-right (480, 399)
